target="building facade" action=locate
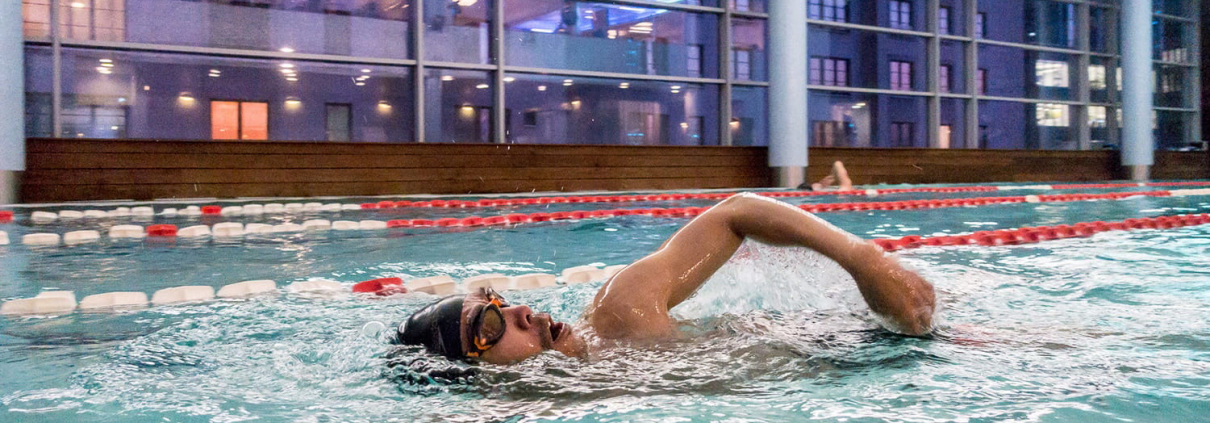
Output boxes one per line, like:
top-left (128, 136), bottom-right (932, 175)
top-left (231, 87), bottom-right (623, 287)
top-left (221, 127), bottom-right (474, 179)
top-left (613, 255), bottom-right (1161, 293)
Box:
top-left (18, 0), bottom-right (1202, 150)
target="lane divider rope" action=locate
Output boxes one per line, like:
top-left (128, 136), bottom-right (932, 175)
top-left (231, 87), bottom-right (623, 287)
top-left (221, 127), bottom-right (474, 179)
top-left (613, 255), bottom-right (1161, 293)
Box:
top-left (872, 213), bottom-right (1210, 252)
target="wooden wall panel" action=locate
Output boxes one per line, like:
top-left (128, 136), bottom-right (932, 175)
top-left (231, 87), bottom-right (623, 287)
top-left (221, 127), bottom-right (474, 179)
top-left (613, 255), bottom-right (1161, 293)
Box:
top-left (21, 139), bottom-right (1209, 202)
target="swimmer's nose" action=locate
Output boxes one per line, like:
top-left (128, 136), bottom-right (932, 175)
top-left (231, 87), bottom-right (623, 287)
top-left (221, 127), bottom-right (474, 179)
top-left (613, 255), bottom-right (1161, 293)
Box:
top-left (508, 305), bottom-right (535, 329)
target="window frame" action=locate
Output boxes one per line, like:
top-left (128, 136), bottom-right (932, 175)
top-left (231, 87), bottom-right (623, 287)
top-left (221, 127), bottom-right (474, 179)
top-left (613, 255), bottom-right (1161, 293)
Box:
top-left (809, 56), bottom-right (850, 87)
top-left (890, 60), bottom-right (913, 91)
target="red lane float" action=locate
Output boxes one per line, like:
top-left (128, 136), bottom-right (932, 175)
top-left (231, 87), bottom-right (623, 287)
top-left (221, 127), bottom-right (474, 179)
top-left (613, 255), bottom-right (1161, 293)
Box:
top-left (873, 213), bottom-right (1210, 252)
top-left (352, 277), bottom-right (407, 296)
top-left (0, 210), bottom-right (12, 223)
top-left (201, 206), bottom-right (222, 215)
top-left (147, 224), bottom-right (178, 237)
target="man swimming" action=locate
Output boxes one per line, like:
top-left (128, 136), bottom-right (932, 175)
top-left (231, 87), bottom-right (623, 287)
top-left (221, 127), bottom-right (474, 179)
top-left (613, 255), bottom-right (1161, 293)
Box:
top-left (802, 160), bottom-right (854, 191)
top-left (395, 193), bottom-right (935, 364)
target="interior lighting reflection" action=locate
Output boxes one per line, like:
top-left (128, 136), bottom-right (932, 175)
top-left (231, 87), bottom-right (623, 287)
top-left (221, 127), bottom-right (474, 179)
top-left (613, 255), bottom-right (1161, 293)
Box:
top-left (475, 83), bottom-right (489, 89)
top-left (680, 122), bottom-right (689, 130)
top-left (286, 77), bottom-right (298, 82)
top-left (279, 47), bottom-right (295, 53)
top-left (285, 97), bottom-right (302, 106)
top-left (361, 69), bottom-right (372, 73)
top-left (378, 101), bottom-right (392, 110)
top-left (355, 82), bottom-right (366, 86)
top-left (71, 2), bottom-right (85, 8)
top-left (852, 102), bottom-right (867, 109)
top-left (178, 92), bottom-right (196, 104)
top-left (537, 85), bottom-right (547, 91)
top-left (280, 63), bottom-right (295, 69)
top-left (357, 75), bottom-right (370, 81)
top-left (503, 77), bottom-right (516, 83)
top-left (111, 126), bottom-right (119, 130)
top-left (459, 105), bottom-right (476, 119)
top-left (618, 83), bottom-right (630, 89)
top-left (96, 67), bottom-right (112, 74)
top-left (671, 85), bottom-right (682, 90)
top-left (441, 75), bottom-right (455, 81)
top-left (455, 0), bottom-right (477, 6)
top-left (570, 100), bottom-right (581, 109)
top-left (563, 79), bottom-right (574, 86)
top-left (729, 118), bottom-right (741, 128)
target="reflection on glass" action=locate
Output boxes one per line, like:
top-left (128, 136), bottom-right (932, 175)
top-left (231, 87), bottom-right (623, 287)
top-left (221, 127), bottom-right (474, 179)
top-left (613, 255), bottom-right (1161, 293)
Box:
top-left (1089, 7), bottom-right (1115, 53)
top-left (809, 28), bottom-right (928, 91)
top-left (504, 0), bottom-right (719, 78)
top-left (1155, 111), bottom-right (1190, 150)
top-left (60, 48), bottom-right (414, 142)
top-left (425, 69), bottom-right (493, 143)
top-left (60, 0), bottom-right (413, 59)
top-left (1153, 19), bottom-right (1190, 63)
top-left (1035, 103), bottom-right (1068, 127)
top-left (25, 46), bottom-right (53, 137)
top-left (809, 92), bottom-right (926, 147)
top-left (731, 0), bottom-right (765, 13)
top-left (940, 41), bottom-right (966, 93)
top-left (503, 73), bottom-right (718, 145)
top-left (978, 45), bottom-right (1076, 100)
top-left (731, 18), bottom-right (766, 81)
top-left (731, 86), bottom-right (767, 146)
top-left (979, 100), bottom-right (1074, 150)
top-left (980, 0), bottom-right (1076, 48)
top-left (939, 98), bottom-right (967, 148)
top-left (1154, 65), bottom-right (1188, 108)
top-left (1089, 105), bottom-right (1114, 149)
top-left (22, 0), bottom-right (51, 38)
top-left (426, 0), bottom-right (491, 63)
top-left (809, 0), bottom-right (849, 23)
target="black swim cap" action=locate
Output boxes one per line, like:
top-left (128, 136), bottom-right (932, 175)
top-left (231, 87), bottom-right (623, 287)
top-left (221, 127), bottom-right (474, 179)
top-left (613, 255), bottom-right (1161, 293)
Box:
top-left (395, 295), bottom-right (466, 359)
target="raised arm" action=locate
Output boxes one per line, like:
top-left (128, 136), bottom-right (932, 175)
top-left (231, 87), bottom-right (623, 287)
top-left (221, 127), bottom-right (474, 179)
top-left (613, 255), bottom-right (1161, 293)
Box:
top-left (585, 193), bottom-right (936, 339)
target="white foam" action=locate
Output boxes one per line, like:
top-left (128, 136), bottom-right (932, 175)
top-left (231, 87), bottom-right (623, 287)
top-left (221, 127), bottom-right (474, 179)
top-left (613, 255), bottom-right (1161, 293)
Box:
top-left (79, 292), bottom-right (149, 310)
top-left (407, 275), bottom-right (457, 295)
top-left (511, 273), bottom-right (557, 290)
top-left (0, 231), bottom-right (7, 245)
top-left (22, 233), bottom-right (60, 246)
top-left (151, 286), bottom-right (216, 305)
top-left (109, 225), bottom-right (145, 239)
top-left (220, 206), bottom-right (243, 216)
top-left (217, 280), bottom-right (278, 298)
top-left (332, 221), bottom-right (359, 230)
top-left (463, 274), bottom-right (511, 292)
top-left (64, 230), bottom-right (102, 245)
top-left (1024, 195), bottom-right (1041, 203)
top-left (177, 225), bottom-right (212, 237)
top-left (359, 220), bottom-right (387, 230)
top-left (286, 279), bottom-right (344, 294)
top-left (321, 203), bottom-right (343, 212)
top-left (242, 204), bottom-right (265, 215)
top-left (131, 206), bottom-right (155, 216)
top-left (212, 222), bottom-right (245, 237)
top-left (83, 210), bottom-right (109, 218)
top-left (341, 204), bottom-right (361, 211)
top-left (303, 219), bottom-right (332, 231)
top-left (58, 210), bottom-right (83, 219)
top-left (272, 223), bottom-right (304, 233)
top-left (31, 211), bottom-right (58, 222)
top-left (263, 203), bottom-right (285, 214)
top-left (1, 297), bottom-right (76, 315)
top-left (245, 223), bottom-right (273, 234)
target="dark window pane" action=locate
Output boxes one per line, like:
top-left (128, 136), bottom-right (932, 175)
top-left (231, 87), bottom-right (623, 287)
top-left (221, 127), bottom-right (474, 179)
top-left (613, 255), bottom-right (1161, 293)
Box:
top-left (24, 46), bottom-right (53, 137)
top-left (60, 48), bottom-right (413, 142)
top-left (977, 45), bottom-right (1077, 100)
top-left (809, 92), bottom-right (926, 147)
top-left (503, 74), bottom-right (718, 145)
top-left (732, 18), bottom-right (766, 81)
top-left (1155, 111), bottom-right (1194, 150)
top-left (979, 100), bottom-right (1075, 150)
top-left (939, 98), bottom-right (967, 148)
top-left (731, 86), bottom-right (766, 146)
top-left (809, 28), bottom-right (928, 92)
top-left (1089, 7), bottom-right (1116, 53)
top-left (979, 0), bottom-right (1077, 48)
top-left (731, 0), bottom-right (764, 13)
top-left (504, 0), bottom-right (718, 78)
top-left (424, 69), bottom-right (493, 143)
top-left (940, 41), bottom-right (966, 93)
top-left (1153, 19), bottom-right (1192, 63)
top-left (1155, 64), bottom-right (1190, 108)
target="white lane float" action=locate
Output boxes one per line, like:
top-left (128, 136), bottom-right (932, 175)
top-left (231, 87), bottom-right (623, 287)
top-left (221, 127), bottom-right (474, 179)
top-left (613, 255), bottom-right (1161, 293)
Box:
top-left (64, 230), bottom-right (102, 245)
top-left (220, 206), bottom-right (243, 216)
top-left (1, 295), bottom-right (77, 316)
top-left (177, 225), bottom-right (212, 237)
top-left (303, 219), bottom-right (332, 231)
top-left (0, 231), bottom-right (8, 245)
top-left (179, 206), bottom-right (202, 216)
top-left (463, 274), bottom-right (511, 291)
top-left (243, 204), bottom-right (265, 215)
top-left (109, 225), bottom-right (145, 239)
top-left (217, 280), bottom-right (278, 298)
top-left (283, 203), bottom-right (304, 213)
top-left (131, 206), bottom-right (155, 217)
top-left (321, 203), bottom-right (343, 212)
top-left (332, 221), bottom-right (359, 231)
top-left (107, 207), bottom-right (131, 217)
top-left (272, 223), bottom-right (304, 233)
top-left (263, 204), bottom-right (285, 214)
top-left (245, 223), bottom-right (273, 234)
top-left (286, 279), bottom-right (344, 294)
top-left (603, 264), bottom-right (626, 278)
top-left (341, 204), bottom-right (361, 211)
top-left (407, 275), bottom-right (458, 295)
top-left (151, 286), bottom-right (216, 305)
top-left (303, 202), bottom-right (324, 212)
top-left (22, 233), bottom-right (60, 246)
top-left (159, 208), bottom-right (178, 216)
top-left (1024, 195), bottom-right (1041, 203)
top-left (561, 265), bottom-right (606, 284)
top-left (31, 211), bottom-right (58, 222)
top-left (511, 273), bottom-right (558, 290)
top-left (58, 210), bottom-right (84, 219)
top-left (83, 210), bottom-right (108, 218)
top-left (212, 222), bottom-right (245, 237)
top-left (79, 292), bottom-right (149, 311)
top-left (359, 220), bottom-right (387, 230)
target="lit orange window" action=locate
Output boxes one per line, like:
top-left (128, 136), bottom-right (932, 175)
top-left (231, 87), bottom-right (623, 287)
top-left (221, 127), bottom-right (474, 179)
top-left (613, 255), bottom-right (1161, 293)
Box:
top-left (211, 101), bottom-right (268, 141)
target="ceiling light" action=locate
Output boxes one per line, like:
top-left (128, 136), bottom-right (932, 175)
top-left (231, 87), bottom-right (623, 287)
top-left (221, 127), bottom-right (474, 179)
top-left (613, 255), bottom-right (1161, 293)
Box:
top-left (286, 77), bottom-right (298, 82)
top-left (279, 63), bottom-right (295, 69)
top-left (279, 47), bottom-right (295, 53)
top-left (361, 69), bottom-right (372, 73)
top-left (99, 59), bottom-right (112, 63)
top-left (671, 85), bottom-right (682, 90)
top-left (503, 76), bottom-right (516, 83)
top-left (441, 75), bottom-right (455, 81)
top-left (475, 83), bottom-right (489, 89)
top-left (537, 85), bottom-right (547, 91)
top-left (70, 2), bottom-right (85, 8)
top-left (355, 82), bottom-right (365, 86)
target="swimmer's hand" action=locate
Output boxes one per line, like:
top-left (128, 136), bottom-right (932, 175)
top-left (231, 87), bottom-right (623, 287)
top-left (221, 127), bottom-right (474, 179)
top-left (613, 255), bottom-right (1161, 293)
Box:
top-left (842, 242), bottom-right (936, 336)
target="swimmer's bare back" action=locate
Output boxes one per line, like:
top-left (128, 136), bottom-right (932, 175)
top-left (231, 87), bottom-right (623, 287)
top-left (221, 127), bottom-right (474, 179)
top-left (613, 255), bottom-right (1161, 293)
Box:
top-left (584, 193), bottom-right (936, 339)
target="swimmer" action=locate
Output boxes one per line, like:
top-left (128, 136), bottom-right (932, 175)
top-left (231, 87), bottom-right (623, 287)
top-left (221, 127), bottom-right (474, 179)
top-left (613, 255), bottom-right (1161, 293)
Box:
top-left (800, 160), bottom-right (854, 191)
top-left (394, 193), bottom-right (935, 364)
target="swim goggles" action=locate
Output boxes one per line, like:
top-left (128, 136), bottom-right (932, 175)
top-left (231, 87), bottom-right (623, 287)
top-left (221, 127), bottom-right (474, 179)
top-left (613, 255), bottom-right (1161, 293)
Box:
top-left (465, 288), bottom-right (509, 358)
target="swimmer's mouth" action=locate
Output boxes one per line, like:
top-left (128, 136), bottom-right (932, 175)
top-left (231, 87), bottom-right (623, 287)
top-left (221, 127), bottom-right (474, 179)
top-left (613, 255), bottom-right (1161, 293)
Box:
top-left (549, 322), bottom-right (566, 342)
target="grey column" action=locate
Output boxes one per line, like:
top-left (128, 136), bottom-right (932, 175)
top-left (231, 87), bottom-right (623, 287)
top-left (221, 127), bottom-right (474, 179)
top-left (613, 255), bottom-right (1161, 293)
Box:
top-left (0, 2), bottom-right (24, 204)
top-left (767, 0), bottom-right (808, 187)
top-left (1120, 0), bottom-right (1154, 180)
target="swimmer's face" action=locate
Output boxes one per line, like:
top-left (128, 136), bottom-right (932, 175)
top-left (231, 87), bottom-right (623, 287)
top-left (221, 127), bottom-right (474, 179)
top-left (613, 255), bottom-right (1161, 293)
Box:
top-left (460, 289), bottom-right (583, 364)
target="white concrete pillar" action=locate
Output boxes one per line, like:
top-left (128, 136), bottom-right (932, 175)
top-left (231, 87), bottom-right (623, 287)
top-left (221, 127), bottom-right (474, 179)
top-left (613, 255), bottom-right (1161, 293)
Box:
top-left (1120, 0), bottom-right (1154, 180)
top-left (0, 1), bottom-right (23, 204)
top-left (767, 0), bottom-right (808, 187)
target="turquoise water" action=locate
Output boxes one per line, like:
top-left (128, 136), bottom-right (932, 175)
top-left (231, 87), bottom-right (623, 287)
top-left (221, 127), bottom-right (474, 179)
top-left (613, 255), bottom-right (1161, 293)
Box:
top-left (2, 185), bottom-right (1209, 422)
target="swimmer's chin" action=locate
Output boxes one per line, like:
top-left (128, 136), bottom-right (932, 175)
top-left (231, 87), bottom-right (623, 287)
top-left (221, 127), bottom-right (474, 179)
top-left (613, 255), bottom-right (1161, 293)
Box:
top-left (550, 323), bottom-right (589, 359)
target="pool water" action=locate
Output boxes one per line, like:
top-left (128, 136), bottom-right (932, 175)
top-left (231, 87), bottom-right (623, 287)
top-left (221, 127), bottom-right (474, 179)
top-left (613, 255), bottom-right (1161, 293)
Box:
top-left (2, 185), bottom-right (1209, 422)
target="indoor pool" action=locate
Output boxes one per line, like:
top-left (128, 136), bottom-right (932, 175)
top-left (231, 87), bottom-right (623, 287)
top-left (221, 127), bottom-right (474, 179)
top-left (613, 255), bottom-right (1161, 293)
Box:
top-left (2, 183), bottom-right (1209, 422)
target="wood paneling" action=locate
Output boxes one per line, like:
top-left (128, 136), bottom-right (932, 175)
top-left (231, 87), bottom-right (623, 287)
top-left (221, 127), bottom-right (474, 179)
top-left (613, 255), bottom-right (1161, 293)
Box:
top-left (21, 138), bottom-right (1210, 202)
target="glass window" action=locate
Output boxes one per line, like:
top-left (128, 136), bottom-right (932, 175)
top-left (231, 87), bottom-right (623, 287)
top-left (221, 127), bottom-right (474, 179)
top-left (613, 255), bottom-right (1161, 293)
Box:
top-left (890, 122), bottom-right (915, 147)
top-left (974, 12), bottom-right (985, 38)
top-left (1154, 65), bottom-right (1189, 108)
top-left (426, 0), bottom-right (491, 63)
top-left (503, 0), bottom-right (719, 78)
top-left (502, 73), bottom-right (719, 146)
top-left (731, 0), bottom-right (764, 13)
top-left (61, 0), bottom-right (412, 59)
top-left (939, 65), bottom-right (951, 93)
top-left (60, 48), bottom-right (414, 142)
top-left (889, 1), bottom-right (913, 30)
top-left (940, 41), bottom-right (966, 93)
top-left (424, 69), bottom-right (493, 143)
top-left (1089, 105), bottom-right (1112, 149)
top-left (326, 103), bottom-right (352, 142)
top-left (731, 86), bottom-right (767, 146)
top-left (938, 6), bottom-right (950, 34)
top-left (210, 101), bottom-right (268, 141)
top-left (25, 46), bottom-right (53, 137)
top-left (977, 45), bottom-right (1077, 100)
top-left (980, 0), bottom-right (1076, 48)
top-left (731, 18), bottom-right (766, 81)
top-left (809, 28), bottom-right (928, 92)
top-left (977, 68), bottom-right (987, 94)
top-left (1089, 57), bottom-right (1115, 103)
top-left (1154, 19), bottom-right (1191, 63)
top-left (1089, 7), bottom-right (1116, 53)
top-left (940, 98), bottom-right (967, 148)
top-left (809, 92), bottom-right (927, 148)
top-left (890, 61), bottom-right (912, 91)
top-left (732, 50), bottom-right (751, 80)
top-left (1154, 0), bottom-right (1190, 17)
top-left (809, 57), bottom-right (849, 87)
top-left (1155, 111), bottom-right (1193, 150)
top-left (979, 100), bottom-right (1075, 150)
top-left (23, 0), bottom-right (51, 38)
top-left (809, 0), bottom-right (849, 23)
